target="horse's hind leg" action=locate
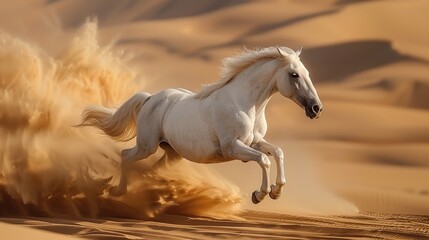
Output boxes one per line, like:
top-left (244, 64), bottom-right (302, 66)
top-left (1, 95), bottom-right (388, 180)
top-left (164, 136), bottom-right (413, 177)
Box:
top-left (109, 143), bottom-right (158, 196)
top-left (109, 118), bottom-right (160, 196)
top-left (152, 142), bottom-right (182, 170)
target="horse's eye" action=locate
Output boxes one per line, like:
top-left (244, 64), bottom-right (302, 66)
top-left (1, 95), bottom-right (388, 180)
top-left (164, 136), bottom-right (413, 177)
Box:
top-left (290, 72), bottom-right (299, 78)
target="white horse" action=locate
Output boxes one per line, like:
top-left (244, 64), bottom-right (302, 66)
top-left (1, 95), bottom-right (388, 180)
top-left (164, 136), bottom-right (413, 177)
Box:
top-left (80, 46), bottom-right (323, 204)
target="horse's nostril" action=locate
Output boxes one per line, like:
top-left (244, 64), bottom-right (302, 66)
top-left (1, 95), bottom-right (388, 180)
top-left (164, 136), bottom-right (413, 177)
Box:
top-left (312, 104), bottom-right (320, 114)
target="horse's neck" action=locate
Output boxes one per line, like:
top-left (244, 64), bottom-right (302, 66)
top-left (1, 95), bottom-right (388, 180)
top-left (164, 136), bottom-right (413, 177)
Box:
top-left (226, 59), bottom-right (278, 112)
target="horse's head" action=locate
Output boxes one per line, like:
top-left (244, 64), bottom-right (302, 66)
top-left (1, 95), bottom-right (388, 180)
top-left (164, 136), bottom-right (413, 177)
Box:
top-left (274, 46), bottom-right (323, 119)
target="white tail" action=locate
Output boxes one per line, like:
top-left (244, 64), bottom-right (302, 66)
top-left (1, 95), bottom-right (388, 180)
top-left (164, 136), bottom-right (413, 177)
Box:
top-left (79, 93), bottom-right (151, 141)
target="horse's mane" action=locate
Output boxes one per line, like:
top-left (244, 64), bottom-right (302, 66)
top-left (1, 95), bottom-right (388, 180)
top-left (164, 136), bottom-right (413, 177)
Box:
top-left (195, 46), bottom-right (298, 99)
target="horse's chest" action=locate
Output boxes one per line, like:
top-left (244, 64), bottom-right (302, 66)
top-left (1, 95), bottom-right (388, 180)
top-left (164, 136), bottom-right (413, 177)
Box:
top-left (241, 132), bottom-right (255, 146)
top-left (235, 115), bottom-right (265, 146)
top-left (240, 125), bottom-right (265, 146)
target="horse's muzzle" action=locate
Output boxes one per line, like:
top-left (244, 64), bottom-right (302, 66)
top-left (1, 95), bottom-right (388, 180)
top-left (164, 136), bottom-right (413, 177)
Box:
top-left (292, 95), bottom-right (323, 119)
top-left (305, 103), bottom-right (322, 119)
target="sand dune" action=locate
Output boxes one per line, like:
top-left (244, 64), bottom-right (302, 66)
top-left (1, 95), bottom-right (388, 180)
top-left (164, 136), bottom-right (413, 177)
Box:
top-left (1, 0), bottom-right (429, 239)
top-left (302, 40), bottom-right (425, 83)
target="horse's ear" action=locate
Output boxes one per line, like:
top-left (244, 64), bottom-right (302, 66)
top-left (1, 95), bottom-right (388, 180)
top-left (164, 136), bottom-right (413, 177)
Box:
top-left (276, 45), bottom-right (286, 56)
top-left (296, 47), bottom-right (303, 56)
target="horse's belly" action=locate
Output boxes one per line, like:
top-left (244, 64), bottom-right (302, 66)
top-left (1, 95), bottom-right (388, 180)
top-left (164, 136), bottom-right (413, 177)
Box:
top-left (170, 135), bottom-right (220, 162)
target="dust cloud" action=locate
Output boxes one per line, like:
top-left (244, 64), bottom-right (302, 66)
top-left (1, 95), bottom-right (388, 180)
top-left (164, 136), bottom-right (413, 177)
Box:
top-left (0, 20), bottom-right (242, 219)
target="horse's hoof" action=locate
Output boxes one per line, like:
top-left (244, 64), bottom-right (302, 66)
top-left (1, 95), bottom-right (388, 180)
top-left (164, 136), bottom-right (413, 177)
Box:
top-left (109, 186), bottom-right (126, 196)
top-left (269, 191), bottom-right (280, 200)
top-left (252, 191), bottom-right (261, 204)
top-left (269, 185), bottom-right (280, 200)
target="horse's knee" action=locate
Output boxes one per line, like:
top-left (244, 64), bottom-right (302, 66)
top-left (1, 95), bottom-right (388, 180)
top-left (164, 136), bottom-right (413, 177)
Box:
top-left (257, 154), bottom-right (271, 169)
top-left (273, 147), bottom-right (284, 160)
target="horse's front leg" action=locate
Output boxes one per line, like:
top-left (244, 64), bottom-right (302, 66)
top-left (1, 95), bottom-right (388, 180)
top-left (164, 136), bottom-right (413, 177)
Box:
top-left (222, 139), bottom-right (271, 204)
top-left (252, 140), bottom-right (285, 200)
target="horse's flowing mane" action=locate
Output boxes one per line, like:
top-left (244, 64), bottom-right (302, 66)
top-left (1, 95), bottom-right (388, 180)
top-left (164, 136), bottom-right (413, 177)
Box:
top-left (195, 46), bottom-right (298, 98)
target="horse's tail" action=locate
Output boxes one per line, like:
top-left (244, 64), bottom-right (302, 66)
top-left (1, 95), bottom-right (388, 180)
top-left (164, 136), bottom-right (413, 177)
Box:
top-left (78, 93), bottom-right (151, 141)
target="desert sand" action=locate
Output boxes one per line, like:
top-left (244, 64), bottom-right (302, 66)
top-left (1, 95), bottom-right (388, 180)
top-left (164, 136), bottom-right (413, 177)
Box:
top-left (1, 0), bottom-right (429, 239)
